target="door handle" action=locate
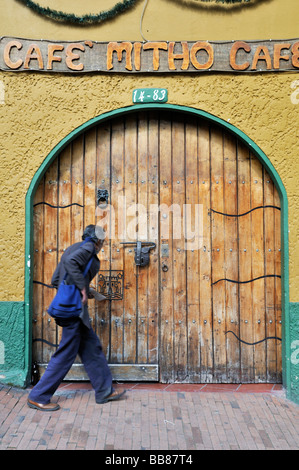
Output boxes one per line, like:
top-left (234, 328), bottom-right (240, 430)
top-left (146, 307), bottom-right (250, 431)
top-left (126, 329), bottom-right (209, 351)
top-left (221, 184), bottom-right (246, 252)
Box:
top-left (121, 241), bottom-right (156, 267)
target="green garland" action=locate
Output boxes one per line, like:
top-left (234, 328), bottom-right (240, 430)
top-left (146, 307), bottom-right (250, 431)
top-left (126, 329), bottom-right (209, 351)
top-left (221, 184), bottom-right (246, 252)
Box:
top-left (17, 0), bottom-right (139, 25)
top-left (171, 0), bottom-right (257, 5)
top-left (173, 0), bottom-right (254, 4)
top-left (175, 0), bottom-right (253, 3)
top-left (193, 0), bottom-right (252, 3)
top-left (17, 0), bottom-right (256, 25)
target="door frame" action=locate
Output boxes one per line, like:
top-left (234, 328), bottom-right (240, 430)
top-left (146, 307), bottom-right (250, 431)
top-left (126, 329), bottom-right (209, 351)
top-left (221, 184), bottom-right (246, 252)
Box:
top-left (24, 104), bottom-right (290, 389)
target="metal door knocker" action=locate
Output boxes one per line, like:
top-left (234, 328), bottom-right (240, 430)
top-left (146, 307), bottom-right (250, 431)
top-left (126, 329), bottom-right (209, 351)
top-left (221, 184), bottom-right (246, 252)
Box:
top-left (97, 189), bottom-right (109, 207)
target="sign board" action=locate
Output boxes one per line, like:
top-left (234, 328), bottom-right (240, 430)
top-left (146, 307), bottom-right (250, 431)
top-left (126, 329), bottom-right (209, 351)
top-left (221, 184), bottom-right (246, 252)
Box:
top-left (132, 88), bottom-right (168, 103)
top-left (1, 37), bottom-right (299, 74)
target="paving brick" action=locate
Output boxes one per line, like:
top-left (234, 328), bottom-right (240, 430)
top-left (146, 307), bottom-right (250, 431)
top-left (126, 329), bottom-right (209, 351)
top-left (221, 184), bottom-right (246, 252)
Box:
top-left (1, 384), bottom-right (299, 450)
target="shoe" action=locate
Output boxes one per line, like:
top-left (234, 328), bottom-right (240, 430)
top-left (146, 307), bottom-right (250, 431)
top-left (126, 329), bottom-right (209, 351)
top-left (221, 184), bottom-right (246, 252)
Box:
top-left (27, 398), bottom-right (60, 411)
top-left (96, 389), bottom-right (126, 404)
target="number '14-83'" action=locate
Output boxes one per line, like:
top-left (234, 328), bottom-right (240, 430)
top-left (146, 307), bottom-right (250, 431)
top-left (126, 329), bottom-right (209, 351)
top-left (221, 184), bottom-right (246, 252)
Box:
top-left (133, 88), bottom-right (167, 103)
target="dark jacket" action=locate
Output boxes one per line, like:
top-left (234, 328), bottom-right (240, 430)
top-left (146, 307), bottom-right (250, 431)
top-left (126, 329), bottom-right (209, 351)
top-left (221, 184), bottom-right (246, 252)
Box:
top-left (51, 240), bottom-right (100, 328)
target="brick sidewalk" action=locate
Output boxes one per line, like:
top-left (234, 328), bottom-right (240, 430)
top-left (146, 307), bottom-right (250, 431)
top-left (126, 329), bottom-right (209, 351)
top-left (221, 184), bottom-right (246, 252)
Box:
top-left (1, 383), bottom-right (299, 450)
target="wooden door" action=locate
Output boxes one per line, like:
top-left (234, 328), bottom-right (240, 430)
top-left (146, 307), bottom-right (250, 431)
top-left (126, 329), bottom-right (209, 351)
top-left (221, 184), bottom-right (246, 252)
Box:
top-left (32, 110), bottom-right (282, 383)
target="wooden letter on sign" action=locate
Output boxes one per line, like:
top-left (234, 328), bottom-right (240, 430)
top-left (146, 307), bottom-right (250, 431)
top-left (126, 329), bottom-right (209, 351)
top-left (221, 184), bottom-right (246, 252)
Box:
top-left (143, 42), bottom-right (168, 71)
top-left (190, 42), bottom-right (214, 70)
top-left (24, 44), bottom-right (44, 70)
top-left (230, 41), bottom-right (251, 71)
top-left (65, 43), bottom-right (85, 71)
top-left (168, 42), bottom-right (189, 70)
top-left (47, 44), bottom-right (64, 70)
top-left (107, 42), bottom-right (133, 71)
top-left (4, 40), bottom-right (23, 69)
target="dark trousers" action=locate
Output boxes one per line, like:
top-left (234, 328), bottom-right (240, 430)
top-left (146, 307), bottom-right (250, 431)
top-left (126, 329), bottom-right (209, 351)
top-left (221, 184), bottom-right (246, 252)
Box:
top-left (29, 319), bottom-right (113, 404)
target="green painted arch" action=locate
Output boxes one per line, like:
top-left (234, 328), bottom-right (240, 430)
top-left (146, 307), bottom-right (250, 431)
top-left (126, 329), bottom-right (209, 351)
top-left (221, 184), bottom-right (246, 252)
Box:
top-left (24, 104), bottom-right (290, 391)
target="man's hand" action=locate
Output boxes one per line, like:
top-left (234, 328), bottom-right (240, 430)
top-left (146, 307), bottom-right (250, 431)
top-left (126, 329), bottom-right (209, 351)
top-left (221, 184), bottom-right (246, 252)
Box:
top-left (81, 287), bottom-right (88, 304)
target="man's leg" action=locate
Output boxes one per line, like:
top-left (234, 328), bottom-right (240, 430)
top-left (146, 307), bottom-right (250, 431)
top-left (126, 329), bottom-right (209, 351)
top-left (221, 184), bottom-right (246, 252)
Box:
top-left (28, 319), bottom-right (81, 405)
top-left (79, 325), bottom-right (125, 403)
top-left (78, 325), bottom-right (113, 401)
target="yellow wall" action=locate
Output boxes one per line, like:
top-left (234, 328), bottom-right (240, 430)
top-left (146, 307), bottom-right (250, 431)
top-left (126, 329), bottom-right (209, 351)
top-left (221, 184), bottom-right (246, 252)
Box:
top-left (1, 0), bottom-right (298, 41)
top-left (0, 0), bottom-right (298, 301)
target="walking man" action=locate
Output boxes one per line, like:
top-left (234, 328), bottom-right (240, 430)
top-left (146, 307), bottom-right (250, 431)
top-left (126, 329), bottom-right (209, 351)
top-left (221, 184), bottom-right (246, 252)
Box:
top-left (28, 224), bottom-right (126, 411)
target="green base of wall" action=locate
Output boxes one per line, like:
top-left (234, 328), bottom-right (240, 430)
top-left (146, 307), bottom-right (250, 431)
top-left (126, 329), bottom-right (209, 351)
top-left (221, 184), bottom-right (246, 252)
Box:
top-left (0, 369), bottom-right (28, 388)
top-left (287, 392), bottom-right (299, 406)
top-left (287, 303), bottom-right (299, 405)
top-left (0, 301), bottom-right (29, 388)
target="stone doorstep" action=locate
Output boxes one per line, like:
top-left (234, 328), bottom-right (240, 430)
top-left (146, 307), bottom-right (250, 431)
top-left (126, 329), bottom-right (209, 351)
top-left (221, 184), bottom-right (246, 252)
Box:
top-left (56, 382), bottom-right (283, 393)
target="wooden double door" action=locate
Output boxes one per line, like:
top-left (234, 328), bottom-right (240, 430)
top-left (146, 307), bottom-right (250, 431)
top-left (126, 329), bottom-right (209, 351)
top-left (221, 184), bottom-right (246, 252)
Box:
top-left (32, 110), bottom-right (282, 383)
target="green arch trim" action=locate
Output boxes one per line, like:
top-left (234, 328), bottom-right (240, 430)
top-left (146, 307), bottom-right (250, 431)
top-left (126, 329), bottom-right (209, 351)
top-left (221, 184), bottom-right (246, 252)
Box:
top-left (24, 103), bottom-right (290, 391)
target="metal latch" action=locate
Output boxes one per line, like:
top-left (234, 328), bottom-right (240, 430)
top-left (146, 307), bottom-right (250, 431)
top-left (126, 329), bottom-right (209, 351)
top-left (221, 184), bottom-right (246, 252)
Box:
top-left (121, 241), bottom-right (156, 267)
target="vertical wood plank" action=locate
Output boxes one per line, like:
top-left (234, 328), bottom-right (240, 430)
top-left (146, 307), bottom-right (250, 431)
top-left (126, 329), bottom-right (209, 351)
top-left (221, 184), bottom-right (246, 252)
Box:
top-left (70, 136), bottom-right (85, 365)
top-left (264, 171), bottom-right (277, 382)
top-left (137, 113), bottom-right (149, 363)
top-left (58, 147), bottom-right (72, 251)
top-left (147, 113), bottom-right (159, 365)
top-left (159, 114), bottom-right (174, 382)
top-left (110, 118), bottom-right (125, 363)
top-left (84, 128), bottom-right (97, 227)
top-left (84, 129), bottom-right (97, 330)
top-left (223, 133), bottom-right (240, 382)
top-left (250, 154), bottom-right (266, 382)
top-left (198, 123), bottom-right (213, 382)
top-left (71, 136), bottom-right (84, 245)
top-left (172, 117), bottom-right (187, 381)
top-left (238, 142), bottom-right (254, 382)
top-left (123, 114), bottom-right (138, 363)
top-left (32, 182), bottom-right (44, 363)
top-left (57, 146), bottom-right (72, 345)
top-left (43, 162), bottom-right (58, 363)
top-left (96, 123), bottom-right (111, 358)
top-left (210, 127), bottom-right (227, 382)
top-left (185, 117), bottom-right (201, 382)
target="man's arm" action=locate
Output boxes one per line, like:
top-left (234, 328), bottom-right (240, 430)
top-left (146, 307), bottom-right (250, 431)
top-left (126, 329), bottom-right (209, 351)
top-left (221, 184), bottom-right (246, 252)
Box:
top-left (51, 264), bottom-right (60, 289)
top-left (62, 244), bottom-right (94, 303)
